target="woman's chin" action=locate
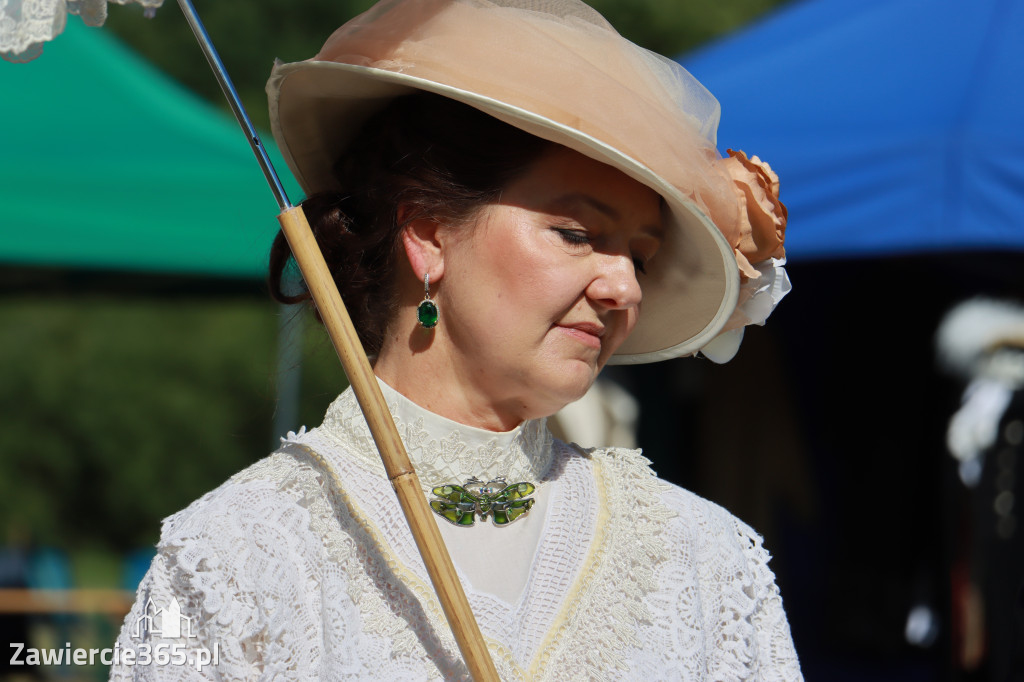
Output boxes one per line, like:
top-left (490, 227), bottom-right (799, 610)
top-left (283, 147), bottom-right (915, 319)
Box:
top-left (534, 366), bottom-right (598, 416)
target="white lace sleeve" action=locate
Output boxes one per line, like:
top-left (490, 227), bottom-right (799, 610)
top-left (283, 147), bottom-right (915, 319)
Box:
top-left (732, 518), bottom-right (803, 681)
top-left (642, 483), bottom-right (803, 681)
top-left (109, 553), bottom-right (228, 681)
top-left (109, 454), bottom-right (348, 681)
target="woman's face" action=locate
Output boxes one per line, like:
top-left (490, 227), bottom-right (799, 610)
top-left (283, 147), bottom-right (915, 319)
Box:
top-left (436, 146), bottom-right (664, 423)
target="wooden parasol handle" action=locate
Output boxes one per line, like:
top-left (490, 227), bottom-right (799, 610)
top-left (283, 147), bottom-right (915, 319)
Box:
top-left (168, 2), bottom-right (494, 674)
top-left (277, 206), bottom-right (500, 682)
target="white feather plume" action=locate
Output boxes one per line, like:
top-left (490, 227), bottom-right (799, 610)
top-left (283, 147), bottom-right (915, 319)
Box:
top-left (937, 297), bottom-right (1024, 377)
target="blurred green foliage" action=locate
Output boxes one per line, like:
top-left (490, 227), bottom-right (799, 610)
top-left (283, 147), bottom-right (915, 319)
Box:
top-left (588, 0), bottom-right (786, 56)
top-left (0, 297), bottom-right (346, 550)
top-left (103, 0), bottom-right (378, 132)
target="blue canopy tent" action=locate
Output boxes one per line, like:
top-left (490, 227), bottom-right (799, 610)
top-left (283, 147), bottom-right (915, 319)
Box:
top-left (682, 0), bottom-right (1024, 260)
top-left (633, 3), bottom-right (1024, 676)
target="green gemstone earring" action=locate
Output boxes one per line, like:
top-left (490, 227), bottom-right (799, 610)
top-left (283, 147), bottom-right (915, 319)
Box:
top-left (417, 273), bottom-right (438, 329)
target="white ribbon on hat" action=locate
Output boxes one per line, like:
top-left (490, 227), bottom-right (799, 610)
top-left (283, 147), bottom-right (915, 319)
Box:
top-left (699, 257), bottom-right (791, 364)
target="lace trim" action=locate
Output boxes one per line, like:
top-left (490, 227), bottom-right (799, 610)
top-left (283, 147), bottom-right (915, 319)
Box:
top-left (1, 0), bottom-right (67, 57)
top-left (287, 428), bottom-right (675, 680)
top-left (140, 435), bottom-right (797, 678)
top-left (530, 446), bottom-right (675, 679)
top-left (311, 386), bottom-right (555, 493)
top-left (723, 518), bottom-right (781, 677)
top-left (1, 0), bottom-right (163, 61)
top-left (281, 441), bottom-right (529, 681)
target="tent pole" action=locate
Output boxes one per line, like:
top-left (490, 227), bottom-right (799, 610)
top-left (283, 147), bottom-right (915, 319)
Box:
top-left (272, 303), bottom-right (303, 448)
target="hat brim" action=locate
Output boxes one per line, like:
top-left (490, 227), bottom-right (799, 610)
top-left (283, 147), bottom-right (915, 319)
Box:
top-left (268, 60), bottom-right (738, 364)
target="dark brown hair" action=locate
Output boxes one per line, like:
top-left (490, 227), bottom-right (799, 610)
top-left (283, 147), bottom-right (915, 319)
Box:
top-left (268, 93), bottom-right (551, 355)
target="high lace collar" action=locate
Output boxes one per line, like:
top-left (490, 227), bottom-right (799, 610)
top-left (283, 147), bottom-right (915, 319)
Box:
top-left (317, 378), bottom-right (555, 491)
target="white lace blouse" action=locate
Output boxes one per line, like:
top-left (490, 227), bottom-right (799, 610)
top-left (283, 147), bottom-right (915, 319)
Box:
top-left (111, 380), bottom-right (803, 681)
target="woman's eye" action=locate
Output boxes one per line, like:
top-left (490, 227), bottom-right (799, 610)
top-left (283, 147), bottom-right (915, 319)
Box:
top-left (552, 226), bottom-right (649, 274)
top-left (552, 227), bottom-right (591, 246)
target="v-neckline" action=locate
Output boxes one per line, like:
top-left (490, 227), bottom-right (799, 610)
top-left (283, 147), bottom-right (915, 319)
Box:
top-left (316, 435), bottom-right (607, 676)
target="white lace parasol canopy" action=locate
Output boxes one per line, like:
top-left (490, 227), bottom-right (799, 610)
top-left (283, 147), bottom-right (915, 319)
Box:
top-left (0, 0), bottom-right (163, 61)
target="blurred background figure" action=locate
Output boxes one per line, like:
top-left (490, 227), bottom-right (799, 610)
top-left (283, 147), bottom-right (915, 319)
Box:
top-left (549, 378), bottom-right (640, 450)
top-left (0, 523), bottom-right (35, 681)
top-left (938, 298), bottom-right (1024, 681)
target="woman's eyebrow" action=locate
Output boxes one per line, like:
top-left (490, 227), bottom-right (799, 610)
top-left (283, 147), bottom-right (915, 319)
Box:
top-left (551, 192), bottom-right (620, 220)
top-left (549, 192), bottom-right (665, 241)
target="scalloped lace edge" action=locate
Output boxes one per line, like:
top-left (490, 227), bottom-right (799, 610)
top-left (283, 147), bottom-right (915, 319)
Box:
top-left (530, 446), bottom-right (675, 678)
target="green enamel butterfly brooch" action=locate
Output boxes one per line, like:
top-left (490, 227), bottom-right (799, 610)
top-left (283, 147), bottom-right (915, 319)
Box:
top-left (429, 476), bottom-right (536, 527)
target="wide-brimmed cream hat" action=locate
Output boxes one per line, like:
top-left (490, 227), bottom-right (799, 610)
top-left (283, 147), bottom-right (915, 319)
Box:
top-left (268, 0), bottom-right (763, 364)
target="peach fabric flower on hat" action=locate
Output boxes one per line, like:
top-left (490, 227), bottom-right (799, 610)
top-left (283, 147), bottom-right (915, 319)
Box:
top-left (720, 149), bottom-right (788, 278)
top-left (699, 149), bottom-right (791, 363)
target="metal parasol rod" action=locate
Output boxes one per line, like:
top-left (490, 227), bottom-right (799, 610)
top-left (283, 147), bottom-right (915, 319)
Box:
top-left (175, 2), bottom-right (499, 679)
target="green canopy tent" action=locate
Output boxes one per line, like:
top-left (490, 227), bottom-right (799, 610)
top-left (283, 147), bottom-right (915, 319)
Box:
top-left (0, 18), bottom-right (309, 441)
top-left (0, 18), bottom-right (298, 278)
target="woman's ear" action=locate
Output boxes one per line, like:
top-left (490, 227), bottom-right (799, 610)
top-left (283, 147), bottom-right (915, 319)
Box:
top-left (400, 213), bottom-right (446, 283)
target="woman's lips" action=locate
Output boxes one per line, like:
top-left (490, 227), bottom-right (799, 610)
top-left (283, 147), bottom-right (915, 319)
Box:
top-left (558, 322), bottom-right (604, 350)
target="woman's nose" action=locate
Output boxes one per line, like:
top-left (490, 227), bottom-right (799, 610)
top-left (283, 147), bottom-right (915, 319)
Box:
top-left (588, 253), bottom-right (643, 310)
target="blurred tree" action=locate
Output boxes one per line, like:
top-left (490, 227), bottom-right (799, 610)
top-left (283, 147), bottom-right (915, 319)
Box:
top-left (588, 0), bottom-right (786, 57)
top-left (104, 0), bottom-right (378, 132)
top-left (0, 297), bottom-right (345, 549)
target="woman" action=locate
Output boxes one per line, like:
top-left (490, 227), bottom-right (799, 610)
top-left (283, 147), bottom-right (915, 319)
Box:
top-left (112, 0), bottom-right (798, 679)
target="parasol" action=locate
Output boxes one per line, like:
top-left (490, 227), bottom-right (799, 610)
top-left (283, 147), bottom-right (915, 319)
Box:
top-left (0, 0), bottom-right (161, 61)
top-left (0, 2), bottom-right (500, 680)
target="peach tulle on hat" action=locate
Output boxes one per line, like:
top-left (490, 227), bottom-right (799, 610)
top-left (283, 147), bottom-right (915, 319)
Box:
top-left (267, 0), bottom-right (789, 364)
